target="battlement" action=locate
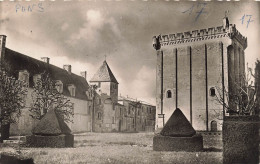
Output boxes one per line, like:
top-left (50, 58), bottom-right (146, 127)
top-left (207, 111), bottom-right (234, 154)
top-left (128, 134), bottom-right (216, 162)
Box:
top-left (153, 24), bottom-right (247, 48)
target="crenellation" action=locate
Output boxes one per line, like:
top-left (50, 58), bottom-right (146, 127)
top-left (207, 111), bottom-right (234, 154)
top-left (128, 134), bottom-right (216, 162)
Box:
top-left (169, 34), bottom-right (176, 41)
top-left (158, 22), bottom-right (248, 51)
top-left (157, 23), bottom-right (247, 49)
top-left (162, 35), bottom-right (169, 42)
top-left (176, 33), bottom-right (184, 40)
top-left (208, 28), bottom-right (215, 35)
top-left (215, 26), bottom-right (224, 34)
top-left (200, 29), bottom-right (207, 36)
top-left (184, 32), bottom-right (191, 39)
top-left (192, 30), bottom-right (198, 37)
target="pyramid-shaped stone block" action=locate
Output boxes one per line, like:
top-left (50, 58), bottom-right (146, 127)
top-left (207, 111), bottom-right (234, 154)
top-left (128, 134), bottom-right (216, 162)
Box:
top-left (32, 109), bottom-right (71, 135)
top-left (160, 108), bottom-right (196, 137)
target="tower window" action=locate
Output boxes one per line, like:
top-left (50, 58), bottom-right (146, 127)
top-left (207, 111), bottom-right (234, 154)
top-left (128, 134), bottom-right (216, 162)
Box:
top-left (98, 112), bottom-right (102, 120)
top-left (166, 90), bottom-right (172, 98)
top-left (210, 87), bottom-right (216, 96)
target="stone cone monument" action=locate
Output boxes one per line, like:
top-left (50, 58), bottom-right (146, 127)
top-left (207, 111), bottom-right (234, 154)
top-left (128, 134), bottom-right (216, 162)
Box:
top-left (153, 108), bottom-right (203, 151)
top-left (26, 109), bottom-right (74, 148)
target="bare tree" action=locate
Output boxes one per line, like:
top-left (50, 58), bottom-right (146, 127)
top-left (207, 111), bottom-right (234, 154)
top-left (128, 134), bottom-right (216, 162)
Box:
top-left (215, 63), bottom-right (258, 116)
top-left (29, 72), bottom-right (74, 123)
top-left (0, 66), bottom-right (27, 142)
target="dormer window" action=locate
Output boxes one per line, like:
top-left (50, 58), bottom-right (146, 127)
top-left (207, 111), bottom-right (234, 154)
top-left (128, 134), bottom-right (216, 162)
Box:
top-left (33, 74), bottom-right (41, 86)
top-left (18, 70), bottom-right (29, 86)
top-left (55, 80), bottom-right (63, 93)
top-left (68, 84), bottom-right (76, 97)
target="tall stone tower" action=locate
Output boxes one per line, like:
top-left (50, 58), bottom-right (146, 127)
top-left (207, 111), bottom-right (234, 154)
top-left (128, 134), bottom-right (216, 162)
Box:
top-left (90, 60), bottom-right (119, 102)
top-left (153, 17), bottom-right (247, 131)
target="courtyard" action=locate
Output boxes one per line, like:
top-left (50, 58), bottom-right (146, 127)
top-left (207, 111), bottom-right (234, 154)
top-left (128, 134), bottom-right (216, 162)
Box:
top-left (0, 132), bottom-right (223, 164)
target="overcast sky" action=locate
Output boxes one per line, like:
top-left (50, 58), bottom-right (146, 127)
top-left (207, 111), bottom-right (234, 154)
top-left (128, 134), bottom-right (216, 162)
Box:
top-left (0, 1), bottom-right (259, 105)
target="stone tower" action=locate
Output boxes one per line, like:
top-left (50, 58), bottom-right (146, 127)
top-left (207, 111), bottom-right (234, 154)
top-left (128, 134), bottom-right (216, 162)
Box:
top-left (90, 60), bottom-right (119, 102)
top-left (153, 17), bottom-right (247, 131)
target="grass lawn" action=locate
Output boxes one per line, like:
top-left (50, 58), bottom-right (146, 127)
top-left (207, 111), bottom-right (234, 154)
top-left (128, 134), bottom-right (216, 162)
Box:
top-left (0, 132), bottom-right (223, 164)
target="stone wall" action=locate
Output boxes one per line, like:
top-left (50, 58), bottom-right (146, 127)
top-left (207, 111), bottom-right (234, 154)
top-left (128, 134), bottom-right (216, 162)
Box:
top-left (155, 25), bottom-right (247, 131)
top-left (10, 88), bottom-right (92, 135)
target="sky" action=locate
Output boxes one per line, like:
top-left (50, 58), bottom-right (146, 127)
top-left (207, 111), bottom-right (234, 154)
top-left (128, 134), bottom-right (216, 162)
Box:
top-left (0, 1), bottom-right (259, 105)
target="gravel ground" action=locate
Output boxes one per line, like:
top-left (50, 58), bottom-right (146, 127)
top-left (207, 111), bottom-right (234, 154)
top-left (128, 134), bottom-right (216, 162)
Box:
top-left (0, 132), bottom-right (223, 164)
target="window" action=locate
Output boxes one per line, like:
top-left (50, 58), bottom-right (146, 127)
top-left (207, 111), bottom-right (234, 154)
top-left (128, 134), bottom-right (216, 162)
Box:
top-left (18, 70), bottom-right (29, 86)
top-left (210, 87), bottom-right (216, 96)
top-left (138, 109), bottom-right (140, 116)
top-left (88, 105), bottom-right (91, 115)
top-left (55, 80), bottom-right (63, 93)
top-left (99, 98), bottom-right (102, 105)
top-left (33, 74), bottom-right (41, 86)
top-left (150, 108), bottom-right (152, 114)
top-left (98, 112), bottom-right (102, 120)
top-left (112, 117), bottom-right (115, 124)
top-left (71, 87), bottom-right (75, 96)
top-left (68, 84), bottom-right (76, 97)
top-left (166, 90), bottom-right (172, 98)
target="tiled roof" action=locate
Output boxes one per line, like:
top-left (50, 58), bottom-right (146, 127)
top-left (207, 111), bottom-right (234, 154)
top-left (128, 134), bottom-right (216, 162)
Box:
top-left (3, 48), bottom-right (90, 100)
top-left (90, 60), bottom-right (118, 84)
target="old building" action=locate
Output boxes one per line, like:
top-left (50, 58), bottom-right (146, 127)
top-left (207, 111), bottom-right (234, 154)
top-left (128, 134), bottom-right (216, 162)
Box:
top-left (0, 35), bottom-right (93, 135)
top-left (0, 35), bottom-right (156, 134)
top-left (117, 96), bottom-right (156, 132)
top-left (90, 61), bottom-right (156, 132)
top-left (153, 17), bottom-right (247, 131)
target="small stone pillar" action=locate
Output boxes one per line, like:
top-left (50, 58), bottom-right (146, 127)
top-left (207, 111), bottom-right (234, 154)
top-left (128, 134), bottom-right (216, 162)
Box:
top-left (153, 108), bottom-right (203, 151)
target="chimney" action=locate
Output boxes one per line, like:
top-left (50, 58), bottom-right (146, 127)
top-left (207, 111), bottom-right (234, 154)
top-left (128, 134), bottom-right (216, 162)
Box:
top-left (41, 57), bottom-right (50, 64)
top-left (0, 35), bottom-right (7, 64)
top-left (80, 71), bottom-right (87, 80)
top-left (63, 65), bottom-right (71, 74)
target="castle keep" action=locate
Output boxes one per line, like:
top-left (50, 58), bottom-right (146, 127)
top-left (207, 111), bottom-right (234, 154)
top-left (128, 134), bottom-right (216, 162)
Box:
top-left (153, 17), bottom-right (247, 131)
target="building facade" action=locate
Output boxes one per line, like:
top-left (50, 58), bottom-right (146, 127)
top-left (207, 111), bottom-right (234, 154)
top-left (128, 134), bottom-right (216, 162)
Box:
top-left (0, 35), bottom-right (156, 134)
top-left (153, 17), bottom-right (247, 131)
top-left (0, 35), bottom-right (93, 135)
top-left (90, 61), bottom-right (156, 132)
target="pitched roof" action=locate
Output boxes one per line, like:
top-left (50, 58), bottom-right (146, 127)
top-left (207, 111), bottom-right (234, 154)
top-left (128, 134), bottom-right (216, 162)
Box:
top-left (3, 48), bottom-right (90, 100)
top-left (90, 60), bottom-right (118, 84)
top-left (160, 108), bottom-right (196, 137)
top-left (32, 109), bottom-right (71, 135)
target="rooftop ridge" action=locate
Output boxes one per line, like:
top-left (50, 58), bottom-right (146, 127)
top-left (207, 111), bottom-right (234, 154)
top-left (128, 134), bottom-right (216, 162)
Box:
top-left (153, 24), bottom-right (247, 48)
top-left (118, 95), bottom-right (155, 106)
top-left (5, 48), bottom-right (87, 81)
